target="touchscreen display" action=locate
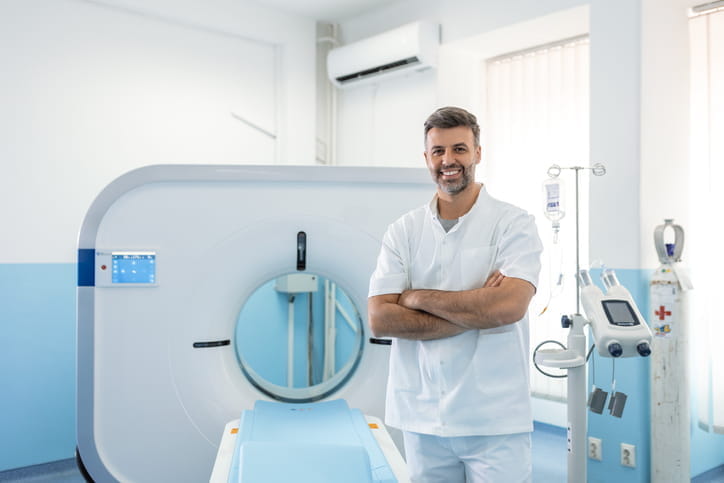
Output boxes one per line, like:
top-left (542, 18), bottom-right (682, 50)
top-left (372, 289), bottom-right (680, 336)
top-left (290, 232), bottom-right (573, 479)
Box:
top-left (601, 300), bottom-right (640, 326)
top-left (112, 252), bottom-right (156, 284)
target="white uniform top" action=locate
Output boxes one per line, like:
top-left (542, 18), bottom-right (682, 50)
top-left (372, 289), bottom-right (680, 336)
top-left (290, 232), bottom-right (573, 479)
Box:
top-left (369, 186), bottom-right (542, 437)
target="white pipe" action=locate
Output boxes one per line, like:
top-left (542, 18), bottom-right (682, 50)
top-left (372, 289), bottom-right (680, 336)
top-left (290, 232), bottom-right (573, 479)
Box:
top-left (329, 24), bottom-right (338, 165)
top-left (335, 301), bottom-right (359, 334)
top-left (323, 280), bottom-right (336, 381)
top-left (323, 280), bottom-right (331, 380)
top-left (329, 283), bottom-right (336, 379)
top-left (287, 295), bottom-right (294, 388)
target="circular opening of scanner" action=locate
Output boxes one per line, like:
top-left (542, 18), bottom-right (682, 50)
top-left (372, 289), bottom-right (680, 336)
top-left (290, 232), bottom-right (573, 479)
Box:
top-left (235, 272), bottom-right (364, 403)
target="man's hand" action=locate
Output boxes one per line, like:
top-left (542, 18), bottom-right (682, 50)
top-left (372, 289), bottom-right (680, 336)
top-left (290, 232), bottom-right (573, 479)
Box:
top-left (395, 270), bottom-right (535, 330)
top-left (368, 270), bottom-right (534, 339)
top-left (399, 270), bottom-right (505, 311)
top-left (483, 270), bottom-right (505, 288)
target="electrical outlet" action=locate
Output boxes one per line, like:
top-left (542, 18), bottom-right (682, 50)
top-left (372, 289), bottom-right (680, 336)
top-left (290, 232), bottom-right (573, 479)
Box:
top-left (588, 437), bottom-right (602, 461)
top-left (621, 443), bottom-right (636, 468)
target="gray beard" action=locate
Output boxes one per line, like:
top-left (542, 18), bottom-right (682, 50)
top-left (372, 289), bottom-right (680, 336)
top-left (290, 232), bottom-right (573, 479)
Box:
top-left (437, 167), bottom-right (473, 194)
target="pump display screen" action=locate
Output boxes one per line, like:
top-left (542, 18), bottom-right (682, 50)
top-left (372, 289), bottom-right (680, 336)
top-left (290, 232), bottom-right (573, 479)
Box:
top-left (112, 252), bottom-right (156, 284)
top-left (601, 300), bottom-right (640, 327)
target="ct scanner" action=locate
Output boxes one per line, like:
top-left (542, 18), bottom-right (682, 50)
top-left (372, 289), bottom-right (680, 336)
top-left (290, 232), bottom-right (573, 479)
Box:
top-left (76, 165), bottom-right (433, 482)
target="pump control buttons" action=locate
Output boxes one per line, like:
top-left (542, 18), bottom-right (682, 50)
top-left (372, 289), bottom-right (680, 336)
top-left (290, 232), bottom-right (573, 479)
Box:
top-left (607, 342), bottom-right (623, 357)
top-left (636, 342), bottom-right (651, 357)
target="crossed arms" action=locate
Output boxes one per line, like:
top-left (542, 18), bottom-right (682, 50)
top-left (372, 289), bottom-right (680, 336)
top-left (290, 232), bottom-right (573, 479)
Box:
top-left (368, 271), bottom-right (535, 341)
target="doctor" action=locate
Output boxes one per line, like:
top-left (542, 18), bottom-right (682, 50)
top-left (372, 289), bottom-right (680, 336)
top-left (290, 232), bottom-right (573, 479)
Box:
top-left (368, 106), bottom-right (542, 482)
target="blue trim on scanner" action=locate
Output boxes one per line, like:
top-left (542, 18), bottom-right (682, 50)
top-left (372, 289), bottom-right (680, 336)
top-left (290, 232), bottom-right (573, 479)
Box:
top-left (77, 249), bottom-right (94, 287)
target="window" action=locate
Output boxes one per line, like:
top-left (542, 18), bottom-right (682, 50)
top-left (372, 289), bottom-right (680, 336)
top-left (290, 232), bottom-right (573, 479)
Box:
top-left (689, 6), bottom-right (724, 434)
top-left (484, 36), bottom-right (590, 402)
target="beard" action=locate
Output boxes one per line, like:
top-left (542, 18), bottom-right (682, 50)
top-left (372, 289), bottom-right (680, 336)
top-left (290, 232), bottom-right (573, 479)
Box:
top-left (436, 164), bottom-right (474, 195)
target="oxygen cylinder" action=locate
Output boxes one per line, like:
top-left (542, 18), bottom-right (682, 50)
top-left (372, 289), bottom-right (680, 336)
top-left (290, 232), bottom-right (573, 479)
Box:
top-left (650, 219), bottom-right (692, 482)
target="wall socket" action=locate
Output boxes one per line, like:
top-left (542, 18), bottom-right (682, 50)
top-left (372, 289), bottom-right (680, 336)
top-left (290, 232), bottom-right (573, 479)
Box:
top-left (621, 443), bottom-right (636, 467)
top-left (588, 436), bottom-right (602, 461)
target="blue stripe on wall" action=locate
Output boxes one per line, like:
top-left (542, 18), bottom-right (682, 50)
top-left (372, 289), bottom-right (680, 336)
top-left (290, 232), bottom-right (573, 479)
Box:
top-left (1, 263), bottom-right (722, 477)
top-left (0, 264), bottom-right (77, 471)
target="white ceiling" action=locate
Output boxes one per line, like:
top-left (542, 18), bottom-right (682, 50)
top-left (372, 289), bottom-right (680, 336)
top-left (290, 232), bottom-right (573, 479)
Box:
top-left (251, 0), bottom-right (399, 22)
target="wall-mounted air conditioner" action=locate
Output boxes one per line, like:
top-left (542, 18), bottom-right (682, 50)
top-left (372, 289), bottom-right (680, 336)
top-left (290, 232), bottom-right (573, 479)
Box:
top-left (327, 21), bottom-right (439, 89)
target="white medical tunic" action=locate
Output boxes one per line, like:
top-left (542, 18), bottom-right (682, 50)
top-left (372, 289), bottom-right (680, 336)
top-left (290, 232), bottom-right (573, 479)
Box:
top-left (369, 186), bottom-right (542, 437)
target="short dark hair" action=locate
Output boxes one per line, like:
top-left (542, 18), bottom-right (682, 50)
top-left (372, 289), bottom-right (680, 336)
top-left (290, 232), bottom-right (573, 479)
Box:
top-left (423, 106), bottom-right (480, 148)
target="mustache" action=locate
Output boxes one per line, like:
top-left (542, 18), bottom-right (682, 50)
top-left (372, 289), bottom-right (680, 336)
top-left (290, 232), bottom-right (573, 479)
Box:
top-left (438, 164), bottom-right (465, 173)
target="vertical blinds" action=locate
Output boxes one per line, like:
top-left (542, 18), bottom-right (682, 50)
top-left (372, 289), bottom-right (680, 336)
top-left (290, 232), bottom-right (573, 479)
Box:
top-left (689, 8), bottom-right (724, 434)
top-left (485, 36), bottom-right (590, 402)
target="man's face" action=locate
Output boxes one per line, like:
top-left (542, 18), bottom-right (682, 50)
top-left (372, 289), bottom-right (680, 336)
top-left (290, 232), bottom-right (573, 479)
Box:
top-left (424, 126), bottom-right (481, 195)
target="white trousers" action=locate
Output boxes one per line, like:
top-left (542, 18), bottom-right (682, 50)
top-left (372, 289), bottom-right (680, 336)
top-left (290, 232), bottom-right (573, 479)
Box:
top-left (402, 431), bottom-right (532, 483)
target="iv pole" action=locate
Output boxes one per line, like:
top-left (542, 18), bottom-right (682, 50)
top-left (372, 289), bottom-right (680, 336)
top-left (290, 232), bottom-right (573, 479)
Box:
top-left (539, 163), bottom-right (606, 483)
top-left (546, 163), bottom-right (606, 311)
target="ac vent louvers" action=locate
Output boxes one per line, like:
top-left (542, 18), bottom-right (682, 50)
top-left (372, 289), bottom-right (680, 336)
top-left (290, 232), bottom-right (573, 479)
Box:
top-left (336, 56), bottom-right (421, 84)
top-left (326, 21), bottom-right (439, 88)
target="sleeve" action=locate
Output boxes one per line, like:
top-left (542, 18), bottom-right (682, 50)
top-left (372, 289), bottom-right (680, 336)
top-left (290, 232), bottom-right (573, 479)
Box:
top-left (494, 211), bottom-right (543, 290)
top-left (368, 221), bottom-right (409, 297)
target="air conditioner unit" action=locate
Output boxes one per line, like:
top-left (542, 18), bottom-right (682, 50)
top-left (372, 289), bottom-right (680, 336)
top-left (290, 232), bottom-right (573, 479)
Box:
top-left (327, 21), bottom-right (439, 88)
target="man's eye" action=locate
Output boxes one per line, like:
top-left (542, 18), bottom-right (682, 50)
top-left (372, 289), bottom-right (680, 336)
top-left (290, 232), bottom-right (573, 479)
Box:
top-left (455, 147), bottom-right (467, 153)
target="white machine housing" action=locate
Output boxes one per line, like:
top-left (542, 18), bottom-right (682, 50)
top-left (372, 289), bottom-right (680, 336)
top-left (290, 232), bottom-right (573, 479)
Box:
top-left (327, 21), bottom-right (439, 88)
top-left (579, 269), bottom-right (653, 358)
top-left (76, 165), bottom-right (432, 483)
top-left (534, 268), bottom-right (653, 483)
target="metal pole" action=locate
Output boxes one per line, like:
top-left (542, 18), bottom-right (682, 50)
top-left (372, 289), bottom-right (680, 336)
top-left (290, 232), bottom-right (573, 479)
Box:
top-left (567, 317), bottom-right (588, 483)
top-left (575, 167), bottom-right (581, 314)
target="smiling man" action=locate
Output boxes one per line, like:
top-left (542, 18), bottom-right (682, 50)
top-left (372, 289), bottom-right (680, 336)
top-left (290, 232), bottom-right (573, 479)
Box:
top-left (368, 106), bottom-right (543, 482)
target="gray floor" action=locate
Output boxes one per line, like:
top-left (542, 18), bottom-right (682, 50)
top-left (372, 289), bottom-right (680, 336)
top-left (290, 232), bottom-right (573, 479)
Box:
top-left (0, 428), bottom-right (721, 482)
top-left (531, 422), bottom-right (567, 482)
top-left (0, 458), bottom-right (84, 482)
top-left (0, 424), bottom-right (571, 482)
top-left (694, 466), bottom-right (724, 483)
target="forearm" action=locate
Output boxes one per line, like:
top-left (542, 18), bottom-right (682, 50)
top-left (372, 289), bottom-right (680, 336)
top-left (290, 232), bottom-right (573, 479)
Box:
top-left (399, 279), bottom-right (533, 330)
top-left (368, 296), bottom-right (468, 340)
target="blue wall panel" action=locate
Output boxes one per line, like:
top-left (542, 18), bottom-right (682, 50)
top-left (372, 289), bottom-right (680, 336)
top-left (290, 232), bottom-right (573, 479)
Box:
top-left (585, 269), bottom-right (651, 483)
top-left (0, 264), bottom-right (77, 471)
top-left (1, 263), bottom-right (721, 477)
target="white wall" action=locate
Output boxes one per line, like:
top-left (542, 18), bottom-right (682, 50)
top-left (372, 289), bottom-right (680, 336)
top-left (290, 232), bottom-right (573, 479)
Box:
top-left (336, 73), bottom-right (437, 167)
top-left (640, 0), bottom-right (695, 269)
top-left (334, 0), bottom-right (647, 269)
top-left (337, 0), bottom-right (584, 44)
top-left (332, 0), bottom-right (586, 169)
top-left (588, 0), bottom-right (642, 268)
top-left (0, 0), bottom-right (316, 264)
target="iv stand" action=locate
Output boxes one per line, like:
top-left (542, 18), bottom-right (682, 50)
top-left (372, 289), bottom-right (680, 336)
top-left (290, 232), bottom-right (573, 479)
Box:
top-left (546, 163), bottom-right (606, 312)
top-left (539, 162), bottom-right (606, 483)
